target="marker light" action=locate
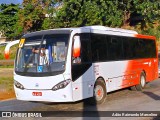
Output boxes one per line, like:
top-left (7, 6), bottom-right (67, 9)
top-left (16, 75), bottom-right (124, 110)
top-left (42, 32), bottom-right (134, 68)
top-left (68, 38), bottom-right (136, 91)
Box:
top-left (14, 80), bottom-right (25, 90)
top-left (52, 79), bottom-right (71, 91)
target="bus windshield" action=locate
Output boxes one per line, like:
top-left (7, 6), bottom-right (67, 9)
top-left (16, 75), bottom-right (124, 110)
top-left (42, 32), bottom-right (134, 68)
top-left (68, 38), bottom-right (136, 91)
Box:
top-left (15, 33), bottom-right (70, 76)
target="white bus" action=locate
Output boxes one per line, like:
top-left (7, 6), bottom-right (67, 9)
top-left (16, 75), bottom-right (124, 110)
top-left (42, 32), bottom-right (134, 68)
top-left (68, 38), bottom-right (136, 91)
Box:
top-left (5, 26), bottom-right (158, 104)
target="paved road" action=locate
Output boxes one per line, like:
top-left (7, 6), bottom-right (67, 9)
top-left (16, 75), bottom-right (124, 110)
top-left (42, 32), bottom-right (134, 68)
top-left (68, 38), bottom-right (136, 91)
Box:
top-left (0, 79), bottom-right (160, 120)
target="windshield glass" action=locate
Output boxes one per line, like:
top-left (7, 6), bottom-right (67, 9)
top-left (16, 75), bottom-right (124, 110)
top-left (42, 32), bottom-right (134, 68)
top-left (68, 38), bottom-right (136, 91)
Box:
top-left (15, 33), bottom-right (70, 76)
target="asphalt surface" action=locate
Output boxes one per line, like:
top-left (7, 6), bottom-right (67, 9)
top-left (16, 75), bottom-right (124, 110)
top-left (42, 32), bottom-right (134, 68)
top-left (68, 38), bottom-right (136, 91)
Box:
top-left (0, 79), bottom-right (160, 120)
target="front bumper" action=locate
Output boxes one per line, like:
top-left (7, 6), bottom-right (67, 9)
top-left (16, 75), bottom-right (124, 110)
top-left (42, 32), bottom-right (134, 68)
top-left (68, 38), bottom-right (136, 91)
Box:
top-left (14, 86), bottom-right (73, 102)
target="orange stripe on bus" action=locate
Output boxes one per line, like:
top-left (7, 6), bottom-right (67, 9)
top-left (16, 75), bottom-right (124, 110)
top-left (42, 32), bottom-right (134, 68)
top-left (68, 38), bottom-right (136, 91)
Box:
top-left (135, 34), bottom-right (156, 40)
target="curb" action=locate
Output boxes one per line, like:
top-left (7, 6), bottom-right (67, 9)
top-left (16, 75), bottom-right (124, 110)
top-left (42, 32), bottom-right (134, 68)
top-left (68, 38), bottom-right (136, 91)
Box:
top-left (0, 98), bottom-right (16, 102)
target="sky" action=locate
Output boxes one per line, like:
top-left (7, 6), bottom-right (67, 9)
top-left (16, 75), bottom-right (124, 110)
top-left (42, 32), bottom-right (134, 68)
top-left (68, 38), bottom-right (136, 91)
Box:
top-left (0, 0), bottom-right (23, 4)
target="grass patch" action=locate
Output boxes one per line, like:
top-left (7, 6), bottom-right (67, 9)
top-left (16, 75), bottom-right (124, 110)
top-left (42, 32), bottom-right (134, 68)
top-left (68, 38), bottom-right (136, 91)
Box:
top-left (0, 77), bottom-right (14, 91)
top-left (0, 46), bottom-right (5, 60)
top-left (0, 65), bottom-right (14, 68)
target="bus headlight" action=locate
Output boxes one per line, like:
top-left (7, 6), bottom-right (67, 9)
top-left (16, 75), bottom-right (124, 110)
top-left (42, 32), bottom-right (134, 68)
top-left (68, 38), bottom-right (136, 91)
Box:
top-left (14, 80), bottom-right (25, 90)
top-left (52, 79), bottom-right (71, 91)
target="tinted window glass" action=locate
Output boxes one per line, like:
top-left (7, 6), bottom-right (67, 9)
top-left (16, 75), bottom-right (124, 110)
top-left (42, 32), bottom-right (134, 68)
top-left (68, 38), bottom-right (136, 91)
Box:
top-left (91, 33), bottom-right (156, 62)
top-left (91, 34), bottom-right (107, 62)
top-left (123, 37), bottom-right (156, 59)
top-left (107, 36), bottom-right (123, 60)
top-left (144, 39), bottom-right (156, 58)
top-left (80, 33), bottom-right (92, 63)
top-left (123, 37), bottom-right (137, 59)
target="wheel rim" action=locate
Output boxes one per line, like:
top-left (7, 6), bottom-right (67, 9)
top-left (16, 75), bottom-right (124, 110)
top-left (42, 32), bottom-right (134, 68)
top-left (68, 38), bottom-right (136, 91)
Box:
top-left (141, 75), bottom-right (145, 88)
top-left (94, 85), bottom-right (104, 101)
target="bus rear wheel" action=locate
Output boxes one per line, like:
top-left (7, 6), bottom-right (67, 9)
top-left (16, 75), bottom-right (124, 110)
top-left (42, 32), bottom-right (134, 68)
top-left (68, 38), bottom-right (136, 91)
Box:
top-left (89, 79), bottom-right (106, 105)
top-left (135, 72), bottom-right (146, 91)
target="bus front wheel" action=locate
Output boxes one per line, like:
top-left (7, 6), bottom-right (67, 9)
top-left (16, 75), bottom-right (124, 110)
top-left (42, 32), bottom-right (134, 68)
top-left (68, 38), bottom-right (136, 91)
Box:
top-left (89, 79), bottom-right (107, 105)
top-left (135, 72), bottom-right (146, 91)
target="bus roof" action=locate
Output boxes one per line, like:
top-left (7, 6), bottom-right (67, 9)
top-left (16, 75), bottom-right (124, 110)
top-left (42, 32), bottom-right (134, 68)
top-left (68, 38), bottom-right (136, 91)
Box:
top-left (23, 26), bottom-right (138, 37)
top-left (23, 26), bottom-right (156, 40)
top-left (82, 26), bottom-right (138, 34)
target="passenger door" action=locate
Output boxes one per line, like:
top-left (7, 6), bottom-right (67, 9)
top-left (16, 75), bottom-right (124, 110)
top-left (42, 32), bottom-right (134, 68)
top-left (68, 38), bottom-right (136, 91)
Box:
top-left (72, 32), bottom-right (94, 101)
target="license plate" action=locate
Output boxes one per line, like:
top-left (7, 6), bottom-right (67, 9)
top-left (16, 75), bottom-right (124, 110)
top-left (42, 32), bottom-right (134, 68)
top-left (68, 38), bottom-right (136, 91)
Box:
top-left (32, 92), bottom-right (42, 96)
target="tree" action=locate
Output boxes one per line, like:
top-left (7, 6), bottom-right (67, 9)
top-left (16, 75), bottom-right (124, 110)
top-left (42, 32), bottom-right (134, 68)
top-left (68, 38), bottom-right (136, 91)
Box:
top-left (0, 4), bottom-right (19, 39)
top-left (42, 0), bottom-right (63, 29)
top-left (14, 0), bottom-right (160, 40)
top-left (49, 0), bottom-right (123, 28)
top-left (16, 0), bottom-right (46, 34)
top-left (16, 0), bottom-right (62, 34)
top-left (119, 0), bottom-right (160, 29)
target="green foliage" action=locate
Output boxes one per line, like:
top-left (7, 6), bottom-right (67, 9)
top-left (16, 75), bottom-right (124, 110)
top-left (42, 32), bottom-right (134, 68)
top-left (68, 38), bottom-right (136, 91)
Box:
top-left (0, 65), bottom-right (14, 68)
top-left (16, 0), bottom-right (46, 34)
top-left (50, 0), bottom-right (123, 28)
top-left (0, 76), bottom-right (14, 91)
top-left (46, 0), bottom-right (160, 31)
top-left (141, 24), bottom-right (160, 41)
top-left (0, 46), bottom-right (5, 60)
top-left (0, 4), bottom-right (20, 39)
top-left (132, 0), bottom-right (160, 29)
top-left (0, 0), bottom-right (160, 40)
top-left (15, 0), bottom-right (63, 33)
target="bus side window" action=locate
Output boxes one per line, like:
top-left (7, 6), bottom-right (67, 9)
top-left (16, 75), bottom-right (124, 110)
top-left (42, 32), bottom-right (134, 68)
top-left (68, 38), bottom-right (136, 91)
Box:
top-left (123, 37), bottom-right (134, 59)
top-left (107, 36), bottom-right (123, 60)
top-left (80, 33), bottom-right (91, 63)
top-left (91, 34), bottom-right (107, 62)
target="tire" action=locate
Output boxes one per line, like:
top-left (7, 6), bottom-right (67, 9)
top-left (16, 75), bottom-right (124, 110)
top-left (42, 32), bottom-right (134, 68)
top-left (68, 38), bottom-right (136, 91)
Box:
top-left (88, 79), bottom-right (107, 105)
top-left (135, 72), bottom-right (146, 91)
top-left (130, 86), bottom-right (137, 91)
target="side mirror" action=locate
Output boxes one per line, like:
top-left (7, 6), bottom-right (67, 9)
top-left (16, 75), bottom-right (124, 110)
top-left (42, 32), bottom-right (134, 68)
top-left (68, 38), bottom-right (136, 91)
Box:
top-left (73, 36), bottom-right (81, 58)
top-left (4, 40), bottom-right (20, 59)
